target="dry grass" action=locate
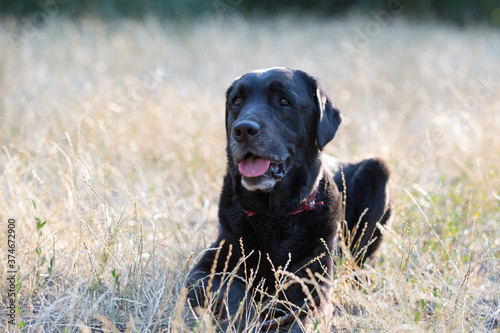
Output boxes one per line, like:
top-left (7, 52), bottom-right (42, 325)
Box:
top-left (0, 13), bottom-right (499, 332)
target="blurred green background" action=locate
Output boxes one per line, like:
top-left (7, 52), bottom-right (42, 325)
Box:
top-left (1, 0), bottom-right (500, 26)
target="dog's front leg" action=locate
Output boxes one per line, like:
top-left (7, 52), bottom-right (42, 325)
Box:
top-left (187, 272), bottom-right (257, 331)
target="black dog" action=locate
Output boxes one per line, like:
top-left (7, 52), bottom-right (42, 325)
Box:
top-left (187, 67), bottom-right (391, 331)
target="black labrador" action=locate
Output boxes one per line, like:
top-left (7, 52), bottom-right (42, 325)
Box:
top-left (186, 67), bottom-right (391, 331)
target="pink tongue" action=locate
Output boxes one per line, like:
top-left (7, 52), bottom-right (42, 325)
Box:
top-left (238, 156), bottom-right (271, 178)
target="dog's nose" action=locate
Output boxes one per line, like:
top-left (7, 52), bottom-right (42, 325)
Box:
top-left (233, 121), bottom-right (260, 142)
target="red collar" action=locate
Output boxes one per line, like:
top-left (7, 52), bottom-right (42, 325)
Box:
top-left (242, 187), bottom-right (324, 217)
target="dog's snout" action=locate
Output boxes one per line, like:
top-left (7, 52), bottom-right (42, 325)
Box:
top-left (233, 120), bottom-right (260, 142)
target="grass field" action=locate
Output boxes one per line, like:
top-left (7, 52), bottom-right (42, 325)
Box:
top-left (1, 12), bottom-right (500, 332)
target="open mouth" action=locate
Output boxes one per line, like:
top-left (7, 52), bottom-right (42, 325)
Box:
top-left (238, 153), bottom-right (288, 180)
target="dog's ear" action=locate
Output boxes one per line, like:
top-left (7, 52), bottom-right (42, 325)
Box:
top-left (225, 80), bottom-right (236, 139)
top-left (311, 79), bottom-right (342, 150)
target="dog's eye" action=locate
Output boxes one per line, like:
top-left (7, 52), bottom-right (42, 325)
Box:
top-left (279, 98), bottom-right (291, 107)
top-left (232, 97), bottom-right (242, 107)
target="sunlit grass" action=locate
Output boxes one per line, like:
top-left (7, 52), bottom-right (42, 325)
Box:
top-left (0, 14), bottom-right (499, 332)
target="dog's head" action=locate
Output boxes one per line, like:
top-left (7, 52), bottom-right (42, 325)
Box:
top-left (225, 67), bottom-right (342, 192)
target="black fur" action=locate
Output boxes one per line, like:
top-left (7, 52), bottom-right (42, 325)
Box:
top-left (333, 158), bottom-right (392, 264)
top-left (186, 68), bottom-right (391, 331)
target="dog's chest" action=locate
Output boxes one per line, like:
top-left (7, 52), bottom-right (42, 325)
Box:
top-left (245, 217), bottom-right (299, 247)
top-left (236, 214), bottom-right (326, 263)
